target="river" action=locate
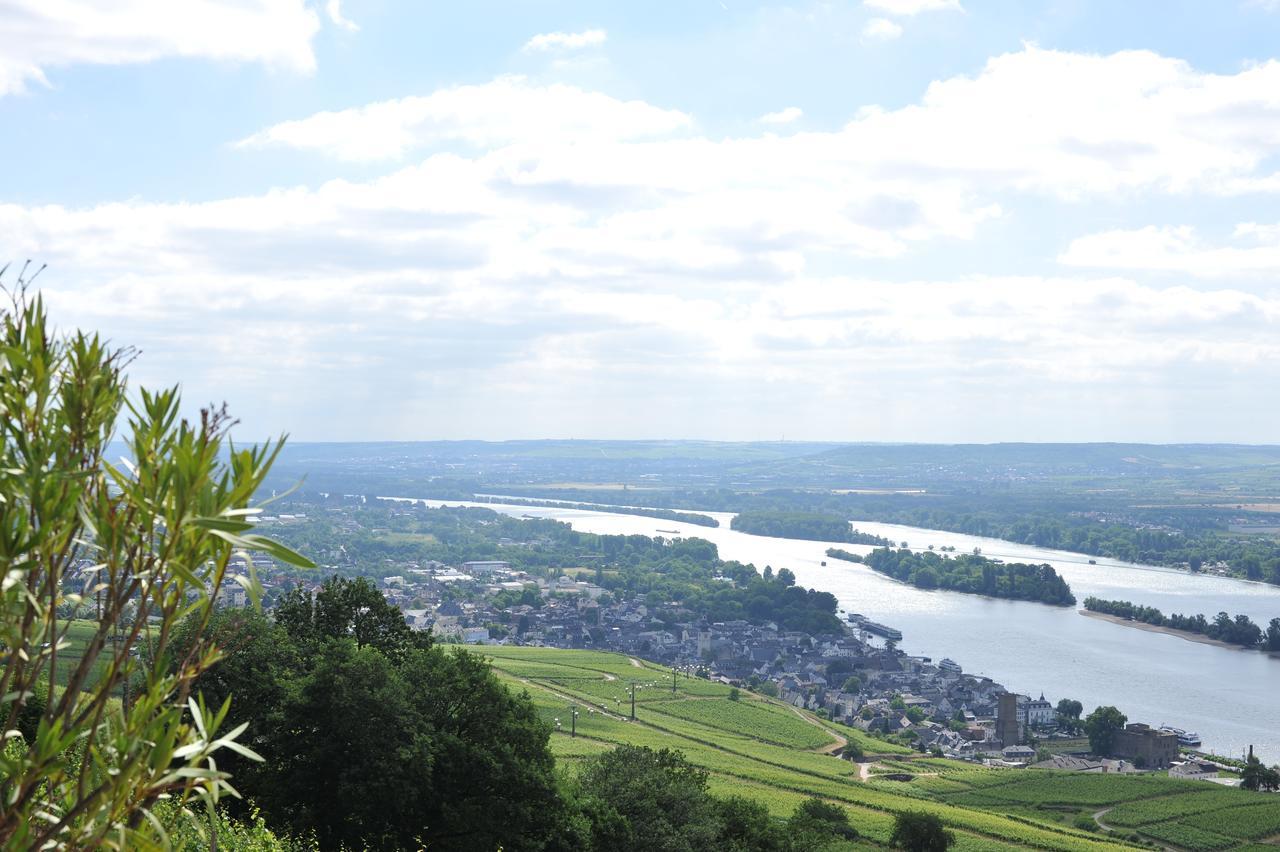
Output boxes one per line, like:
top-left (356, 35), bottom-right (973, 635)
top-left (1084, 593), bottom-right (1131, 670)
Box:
top-left (408, 498), bottom-right (1280, 762)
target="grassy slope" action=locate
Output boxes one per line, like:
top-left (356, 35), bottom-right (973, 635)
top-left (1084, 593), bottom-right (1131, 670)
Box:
top-left (485, 646), bottom-right (1164, 851)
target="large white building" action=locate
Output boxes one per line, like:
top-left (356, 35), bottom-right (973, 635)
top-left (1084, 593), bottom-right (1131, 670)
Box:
top-left (1023, 693), bottom-right (1055, 727)
top-left (463, 560), bottom-right (511, 575)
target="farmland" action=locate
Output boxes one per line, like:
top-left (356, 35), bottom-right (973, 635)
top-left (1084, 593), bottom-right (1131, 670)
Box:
top-left (485, 645), bottom-right (1274, 850)
top-left (856, 748), bottom-right (1280, 850)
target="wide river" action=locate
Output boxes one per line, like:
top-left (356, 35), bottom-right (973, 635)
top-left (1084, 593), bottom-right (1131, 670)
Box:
top-left (410, 498), bottom-right (1280, 762)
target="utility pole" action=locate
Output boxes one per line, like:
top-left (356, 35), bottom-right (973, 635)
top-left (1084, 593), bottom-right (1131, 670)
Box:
top-left (630, 682), bottom-right (636, 720)
top-left (672, 666), bottom-right (677, 695)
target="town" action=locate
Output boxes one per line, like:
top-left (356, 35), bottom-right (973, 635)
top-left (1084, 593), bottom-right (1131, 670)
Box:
top-left (208, 498), bottom-right (1221, 783)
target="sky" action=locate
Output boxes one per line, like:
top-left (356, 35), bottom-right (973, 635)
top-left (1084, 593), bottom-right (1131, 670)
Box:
top-left (4, 0), bottom-right (1280, 443)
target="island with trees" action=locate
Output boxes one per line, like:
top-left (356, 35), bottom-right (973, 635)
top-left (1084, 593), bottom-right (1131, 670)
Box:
top-left (730, 510), bottom-right (894, 546)
top-left (832, 547), bottom-right (1077, 606)
top-left (1083, 597), bottom-right (1280, 651)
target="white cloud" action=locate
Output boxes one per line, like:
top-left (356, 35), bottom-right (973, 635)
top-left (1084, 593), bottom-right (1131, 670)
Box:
top-left (242, 46), bottom-right (1280, 200)
top-left (15, 46), bottom-right (1280, 439)
top-left (325, 0), bottom-right (359, 33)
top-left (758, 106), bottom-right (803, 125)
top-left (0, 0), bottom-right (320, 96)
top-left (862, 17), bottom-right (904, 40)
top-left (1060, 223), bottom-right (1280, 276)
top-left (236, 76), bottom-right (691, 161)
top-left (863, 0), bottom-right (962, 15)
top-left (839, 45), bottom-right (1280, 197)
top-left (522, 29), bottom-right (607, 53)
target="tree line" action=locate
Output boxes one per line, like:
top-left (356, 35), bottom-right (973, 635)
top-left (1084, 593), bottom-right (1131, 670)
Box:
top-left (852, 548), bottom-right (1076, 606)
top-left (1083, 597), bottom-right (1280, 650)
top-left (730, 510), bottom-right (894, 546)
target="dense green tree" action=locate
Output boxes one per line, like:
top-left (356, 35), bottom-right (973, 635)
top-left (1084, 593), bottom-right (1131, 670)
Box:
top-left (183, 589), bottom-right (563, 850)
top-left (266, 641), bottom-right (430, 850)
top-left (786, 798), bottom-right (859, 849)
top-left (275, 575), bottom-right (428, 659)
top-left (575, 746), bottom-right (724, 852)
top-left (890, 811), bottom-right (955, 851)
top-left (1084, 706), bottom-right (1128, 757)
top-left (862, 548), bottom-right (1075, 606)
top-left (715, 795), bottom-right (787, 852)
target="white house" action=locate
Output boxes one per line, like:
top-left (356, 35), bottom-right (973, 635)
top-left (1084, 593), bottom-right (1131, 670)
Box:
top-left (461, 626), bottom-right (490, 644)
top-left (1001, 745), bottom-right (1036, 763)
top-left (1024, 693), bottom-right (1055, 727)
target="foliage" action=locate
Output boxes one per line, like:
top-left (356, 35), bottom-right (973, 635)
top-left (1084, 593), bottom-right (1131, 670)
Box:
top-left (731, 511), bottom-right (892, 546)
top-left (573, 745), bottom-right (739, 852)
top-left (273, 575), bottom-right (430, 660)
top-left (0, 290), bottom-right (311, 849)
top-left (787, 797), bottom-right (859, 848)
top-left (1084, 597), bottom-right (1273, 648)
top-left (890, 811), bottom-right (956, 851)
top-left (184, 597), bottom-right (564, 851)
top-left (1083, 706), bottom-right (1127, 757)
top-left (1240, 754), bottom-right (1280, 792)
top-left (863, 548), bottom-right (1075, 606)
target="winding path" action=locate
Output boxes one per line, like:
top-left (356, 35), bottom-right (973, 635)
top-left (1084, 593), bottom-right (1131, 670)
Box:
top-left (785, 704), bottom-right (849, 755)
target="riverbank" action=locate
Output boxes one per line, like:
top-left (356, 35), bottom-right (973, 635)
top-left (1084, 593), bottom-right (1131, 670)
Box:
top-left (412, 497), bottom-right (1280, 761)
top-left (1079, 609), bottom-right (1254, 651)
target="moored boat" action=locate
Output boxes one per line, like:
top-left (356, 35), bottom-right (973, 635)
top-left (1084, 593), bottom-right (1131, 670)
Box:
top-left (1160, 725), bottom-right (1202, 747)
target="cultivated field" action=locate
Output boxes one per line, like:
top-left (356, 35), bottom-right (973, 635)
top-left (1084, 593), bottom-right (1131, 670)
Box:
top-left (483, 646), bottom-right (1264, 851)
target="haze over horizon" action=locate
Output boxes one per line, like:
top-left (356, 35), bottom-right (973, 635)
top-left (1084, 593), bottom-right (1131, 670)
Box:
top-left (6, 0), bottom-right (1280, 443)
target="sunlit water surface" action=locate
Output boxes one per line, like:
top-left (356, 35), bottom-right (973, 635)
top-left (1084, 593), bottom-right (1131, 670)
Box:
top-left (406, 499), bottom-right (1280, 762)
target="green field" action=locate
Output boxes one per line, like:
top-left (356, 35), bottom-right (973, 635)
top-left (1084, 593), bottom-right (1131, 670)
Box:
top-left (483, 646), bottom-right (1277, 850)
top-left (856, 746), bottom-right (1280, 850)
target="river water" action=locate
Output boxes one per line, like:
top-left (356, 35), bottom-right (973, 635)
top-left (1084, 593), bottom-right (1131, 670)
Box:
top-left (410, 499), bottom-right (1280, 762)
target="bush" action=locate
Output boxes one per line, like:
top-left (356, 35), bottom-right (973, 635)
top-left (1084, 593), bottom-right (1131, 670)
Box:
top-left (0, 288), bottom-right (313, 849)
top-left (890, 811), bottom-right (956, 851)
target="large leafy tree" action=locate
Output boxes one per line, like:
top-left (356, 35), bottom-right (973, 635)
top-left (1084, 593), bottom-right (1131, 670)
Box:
top-left (184, 582), bottom-right (565, 850)
top-left (890, 811), bottom-right (955, 851)
top-left (0, 285), bottom-right (311, 849)
top-left (575, 745), bottom-right (726, 852)
top-left (274, 574), bottom-right (427, 659)
top-left (1084, 705), bottom-right (1128, 757)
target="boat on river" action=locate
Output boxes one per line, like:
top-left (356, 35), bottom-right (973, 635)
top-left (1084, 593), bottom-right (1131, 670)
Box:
top-left (1160, 726), bottom-right (1202, 747)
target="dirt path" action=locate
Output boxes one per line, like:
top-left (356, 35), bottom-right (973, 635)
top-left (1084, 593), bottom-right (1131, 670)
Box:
top-left (786, 705), bottom-right (849, 755)
top-left (1094, 808), bottom-right (1181, 852)
top-left (628, 657), bottom-right (644, 668)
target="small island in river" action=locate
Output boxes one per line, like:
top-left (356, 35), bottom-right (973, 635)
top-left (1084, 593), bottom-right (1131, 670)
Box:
top-left (730, 510), bottom-right (893, 545)
top-left (1083, 597), bottom-right (1280, 652)
top-left (828, 546), bottom-right (1077, 606)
